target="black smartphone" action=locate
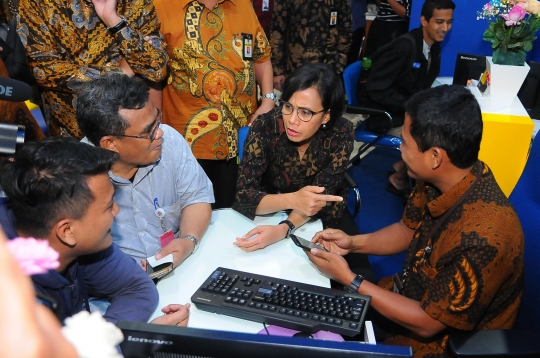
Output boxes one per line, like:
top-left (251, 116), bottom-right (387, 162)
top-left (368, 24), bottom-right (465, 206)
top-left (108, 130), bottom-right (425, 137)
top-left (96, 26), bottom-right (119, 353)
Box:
top-left (290, 234), bottom-right (327, 252)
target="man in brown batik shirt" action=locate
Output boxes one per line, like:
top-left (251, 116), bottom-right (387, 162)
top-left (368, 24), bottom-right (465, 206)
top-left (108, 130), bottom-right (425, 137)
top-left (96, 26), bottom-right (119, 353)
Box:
top-left (307, 85), bottom-right (524, 357)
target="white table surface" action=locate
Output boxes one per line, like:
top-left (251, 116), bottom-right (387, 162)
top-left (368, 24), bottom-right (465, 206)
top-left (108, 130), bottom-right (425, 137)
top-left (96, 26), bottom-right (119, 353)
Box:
top-left (150, 208), bottom-right (327, 333)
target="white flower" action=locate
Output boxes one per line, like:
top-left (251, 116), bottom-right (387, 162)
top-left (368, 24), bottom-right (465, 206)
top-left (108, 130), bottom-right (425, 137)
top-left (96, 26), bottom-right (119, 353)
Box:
top-left (61, 311), bottom-right (124, 358)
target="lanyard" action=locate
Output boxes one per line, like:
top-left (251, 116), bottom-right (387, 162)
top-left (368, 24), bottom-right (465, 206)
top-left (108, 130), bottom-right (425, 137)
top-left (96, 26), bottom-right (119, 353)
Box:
top-left (154, 198), bottom-right (167, 233)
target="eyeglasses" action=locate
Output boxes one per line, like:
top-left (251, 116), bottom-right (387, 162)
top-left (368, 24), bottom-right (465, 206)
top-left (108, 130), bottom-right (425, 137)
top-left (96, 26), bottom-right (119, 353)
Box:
top-left (114, 109), bottom-right (162, 142)
top-left (281, 101), bottom-right (326, 122)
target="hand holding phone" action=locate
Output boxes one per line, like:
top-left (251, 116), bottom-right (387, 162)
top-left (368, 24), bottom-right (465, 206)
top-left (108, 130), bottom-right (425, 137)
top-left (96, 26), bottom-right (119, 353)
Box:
top-left (290, 234), bottom-right (327, 252)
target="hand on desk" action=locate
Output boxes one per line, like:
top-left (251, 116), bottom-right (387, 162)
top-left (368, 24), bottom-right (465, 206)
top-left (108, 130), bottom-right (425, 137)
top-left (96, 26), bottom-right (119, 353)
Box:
top-left (234, 224), bottom-right (288, 252)
top-left (150, 303), bottom-right (190, 326)
top-left (312, 229), bottom-right (354, 256)
top-left (305, 248), bottom-right (355, 287)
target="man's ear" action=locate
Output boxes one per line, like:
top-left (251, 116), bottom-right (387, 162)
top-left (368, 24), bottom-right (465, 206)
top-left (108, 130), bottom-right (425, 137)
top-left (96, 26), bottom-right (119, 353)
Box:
top-left (100, 136), bottom-right (119, 153)
top-left (54, 219), bottom-right (77, 248)
top-left (431, 147), bottom-right (443, 169)
top-left (420, 15), bottom-right (429, 27)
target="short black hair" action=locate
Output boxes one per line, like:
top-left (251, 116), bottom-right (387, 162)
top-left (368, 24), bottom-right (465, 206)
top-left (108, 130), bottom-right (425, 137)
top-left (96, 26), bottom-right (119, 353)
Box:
top-left (405, 85), bottom-right (482, 169)
top-left (281, 63), bottom-right (345, 127)
top-left (76, 73), bottom-right (150, 146)
top-left (0, 137), bottom-right (118, 238)
top-left (421, 0), bottom-right (456, 21)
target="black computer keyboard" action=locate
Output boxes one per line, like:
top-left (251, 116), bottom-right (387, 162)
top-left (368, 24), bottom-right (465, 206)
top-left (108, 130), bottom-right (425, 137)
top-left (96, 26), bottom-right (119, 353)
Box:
top-left (191, 267), bottom-right (371, 337)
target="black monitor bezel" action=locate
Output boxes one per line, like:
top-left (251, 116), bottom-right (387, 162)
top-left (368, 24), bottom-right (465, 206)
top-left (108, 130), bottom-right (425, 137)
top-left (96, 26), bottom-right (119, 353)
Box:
top-left (118, 321), bottom-right (413, 358)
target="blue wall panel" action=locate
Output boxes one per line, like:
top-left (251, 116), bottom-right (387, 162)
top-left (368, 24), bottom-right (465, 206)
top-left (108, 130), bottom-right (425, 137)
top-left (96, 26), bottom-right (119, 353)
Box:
top-left (409, 0), bottom-right (540, 77)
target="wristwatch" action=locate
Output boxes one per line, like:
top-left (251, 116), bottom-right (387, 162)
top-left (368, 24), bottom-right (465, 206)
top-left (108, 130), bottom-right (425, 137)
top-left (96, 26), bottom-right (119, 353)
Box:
top-left (180, 234), bottom-right (199, 254)
top-left (278, 219), bottom-right (295, 239)
top-left (261, 93), bottom-right (277, 102)
top-left (346, 274), bottom-right (365, 293)
top-left (107, 16), bottom-right (128, 35)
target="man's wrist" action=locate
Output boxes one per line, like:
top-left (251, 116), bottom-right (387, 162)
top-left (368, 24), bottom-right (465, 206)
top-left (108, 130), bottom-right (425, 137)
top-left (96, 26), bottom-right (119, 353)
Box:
top-left (346, 274), bottom-right (365, 293)
top-left (107, 16), bottom-right (128, 35)
top-left (179, 234), bottom-right (198, 254)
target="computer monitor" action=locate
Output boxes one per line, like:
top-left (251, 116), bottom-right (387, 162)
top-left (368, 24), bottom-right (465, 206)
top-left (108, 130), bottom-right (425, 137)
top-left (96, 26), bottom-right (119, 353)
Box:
top-left (452, 53), bottom-right (487, 86)
top-left (118, 321), bottom-right (413, 358)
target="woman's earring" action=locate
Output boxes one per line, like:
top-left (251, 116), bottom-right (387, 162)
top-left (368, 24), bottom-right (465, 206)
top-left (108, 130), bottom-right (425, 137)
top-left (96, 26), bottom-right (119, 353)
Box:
top-left (321, 123), bottom-right (327, 129)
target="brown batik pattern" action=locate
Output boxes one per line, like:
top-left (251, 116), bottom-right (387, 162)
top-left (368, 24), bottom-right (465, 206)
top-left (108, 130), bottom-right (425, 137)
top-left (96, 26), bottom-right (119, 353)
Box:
top-left (270, 0), bottom-right (352, 76)
top-left (16, 0), bottom-right (169, 138)
top-left (383, 162), bottom-right (524, 358)
top-left (232, 107), bottom-right (353, 227)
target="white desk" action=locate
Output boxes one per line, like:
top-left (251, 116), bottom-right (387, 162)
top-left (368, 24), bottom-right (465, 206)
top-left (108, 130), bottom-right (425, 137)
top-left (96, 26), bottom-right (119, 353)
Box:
top-left (151, 209), bottom-right (327, 333)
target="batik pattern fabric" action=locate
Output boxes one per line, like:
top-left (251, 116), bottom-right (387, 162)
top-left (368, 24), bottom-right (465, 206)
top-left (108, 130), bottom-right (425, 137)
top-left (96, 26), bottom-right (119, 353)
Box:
top-left (270, 0), bottom-right (352, 77)
top-left (155, 0), bottom-right (271, 160)
top-left (16, 0), bottom-right (169, 138)
top-left (232, 108), bottom-right (353, 227)
top-left (382, 161), bottom-right (524, 357)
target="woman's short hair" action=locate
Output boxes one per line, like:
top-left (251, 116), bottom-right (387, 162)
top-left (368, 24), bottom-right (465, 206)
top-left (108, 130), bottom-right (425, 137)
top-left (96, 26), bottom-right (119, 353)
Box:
top-left (281, 63), bottom-right (345, 127)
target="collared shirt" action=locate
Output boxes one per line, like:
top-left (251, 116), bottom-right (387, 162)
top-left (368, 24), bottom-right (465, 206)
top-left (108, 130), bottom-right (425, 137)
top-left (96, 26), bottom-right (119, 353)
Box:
top-left (381, 162), bottom-right (524, 357)
top-left (232, 108), bottom-right (353, 227)
top-left (106, 125), bottom-right (214, 260)
top-left (270, 0), bottom-right (352, 76)
top-left (16, 0), bottom-right (169, 138)
top-left (155, 0), bottom-right (271, 160)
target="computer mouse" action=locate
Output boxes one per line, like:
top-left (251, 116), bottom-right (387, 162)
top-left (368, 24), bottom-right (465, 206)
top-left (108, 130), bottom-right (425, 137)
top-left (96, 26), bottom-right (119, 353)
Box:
top-left (292, 332), bottom-right (314, 339)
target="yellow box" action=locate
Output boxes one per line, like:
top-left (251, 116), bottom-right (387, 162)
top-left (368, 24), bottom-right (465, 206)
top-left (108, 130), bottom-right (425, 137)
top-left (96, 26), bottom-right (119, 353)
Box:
top-left (479, 105), bottom-right (533, 197)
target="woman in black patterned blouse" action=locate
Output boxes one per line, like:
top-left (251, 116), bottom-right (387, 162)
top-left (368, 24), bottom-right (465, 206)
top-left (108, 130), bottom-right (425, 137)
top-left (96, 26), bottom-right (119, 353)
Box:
top-left (232, 63), bottom-right (354, 252)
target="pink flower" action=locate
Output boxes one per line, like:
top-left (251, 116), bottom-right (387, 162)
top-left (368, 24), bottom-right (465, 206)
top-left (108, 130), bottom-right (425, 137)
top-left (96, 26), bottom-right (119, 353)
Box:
top-left (502, 5), bottom-right (528, 25)
top-left (7, 237), bottom-right (60, 275)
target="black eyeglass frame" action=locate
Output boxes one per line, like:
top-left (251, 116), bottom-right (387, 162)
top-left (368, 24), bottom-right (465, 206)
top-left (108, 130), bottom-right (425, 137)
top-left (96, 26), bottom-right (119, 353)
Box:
top-left (112, 109), bottom-right (162, 142)
top-left (280, 101), bottom-right (327, 122)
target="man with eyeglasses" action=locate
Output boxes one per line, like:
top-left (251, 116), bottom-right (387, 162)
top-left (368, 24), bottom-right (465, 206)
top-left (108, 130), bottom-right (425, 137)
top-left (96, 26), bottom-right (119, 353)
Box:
top-left (77, 74), bottom-right (214, 269)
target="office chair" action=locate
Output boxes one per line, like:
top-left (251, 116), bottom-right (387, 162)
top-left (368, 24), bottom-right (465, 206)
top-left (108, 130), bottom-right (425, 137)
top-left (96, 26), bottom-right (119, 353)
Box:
top-left (447, 135), bottom-right (540, 357)
top-left (237, 126), bottom-right (361, 217)
top-left (342, 60), bottom-right (402, 165)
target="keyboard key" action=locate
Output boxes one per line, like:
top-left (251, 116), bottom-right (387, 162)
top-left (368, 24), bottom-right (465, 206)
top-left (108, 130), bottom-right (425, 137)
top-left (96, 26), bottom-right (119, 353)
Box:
top-left (352, 314), bottom-right (360, 322)
top-left (349, 323), bottom-right (359, 329)
top-left (327, 318), bottom-right (335, 324)
top-left (312, 315), bottom-right (320, 321)
top-left (335, 319), bottom-right (343, 326)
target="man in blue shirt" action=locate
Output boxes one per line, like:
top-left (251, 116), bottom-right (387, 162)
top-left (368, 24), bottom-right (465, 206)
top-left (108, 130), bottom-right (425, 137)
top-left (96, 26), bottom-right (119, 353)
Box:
top-left (0, 138), bottom-right (190, 325)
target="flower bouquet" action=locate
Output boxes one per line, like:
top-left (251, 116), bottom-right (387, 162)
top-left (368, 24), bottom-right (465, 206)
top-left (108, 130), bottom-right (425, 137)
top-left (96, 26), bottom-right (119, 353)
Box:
top-left (478, 0), bottom-right (540, 65)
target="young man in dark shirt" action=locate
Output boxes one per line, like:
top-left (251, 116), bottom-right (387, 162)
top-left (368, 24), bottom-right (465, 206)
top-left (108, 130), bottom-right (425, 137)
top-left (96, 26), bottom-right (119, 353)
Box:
top-left (0, 138), bottom-right (190, 326)
top-left (360, 0), bottom-right (455, 195)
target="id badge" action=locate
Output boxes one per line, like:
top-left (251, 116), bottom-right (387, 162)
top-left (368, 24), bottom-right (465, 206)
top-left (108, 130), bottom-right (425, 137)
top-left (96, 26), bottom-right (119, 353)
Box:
top-left (262, 0), bottom-right (269, 11)
top-left (159, 229), bottom-right (175, 248)
top-left (393, 273), bottom-right (404, 295)
top-left (242, 33), bottom-right (253, 60)
top-left (329, 11), bottom-right (338, 26)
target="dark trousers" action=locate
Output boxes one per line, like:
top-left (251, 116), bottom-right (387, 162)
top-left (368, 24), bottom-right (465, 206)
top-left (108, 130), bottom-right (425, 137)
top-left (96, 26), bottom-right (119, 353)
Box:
top-left (197, 158), bottom-right (238, 209)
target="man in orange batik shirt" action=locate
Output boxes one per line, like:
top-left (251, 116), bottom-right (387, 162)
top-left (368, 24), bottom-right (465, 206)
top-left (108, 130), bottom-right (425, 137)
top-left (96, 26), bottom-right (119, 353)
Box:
top-left (154, 0), bottom-right (274, 209)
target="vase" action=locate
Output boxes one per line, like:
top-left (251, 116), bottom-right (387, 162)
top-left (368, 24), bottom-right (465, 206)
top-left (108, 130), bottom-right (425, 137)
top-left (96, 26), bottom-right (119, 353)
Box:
top-left (485, 56), bottom-right (530, 111)
top-left (492, 47), bottom-right (527, 66)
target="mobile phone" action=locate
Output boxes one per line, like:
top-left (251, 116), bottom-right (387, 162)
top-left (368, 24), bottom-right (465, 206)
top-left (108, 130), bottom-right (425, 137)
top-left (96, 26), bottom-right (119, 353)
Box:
top-left (290, 234), bottom-right (327, 252)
